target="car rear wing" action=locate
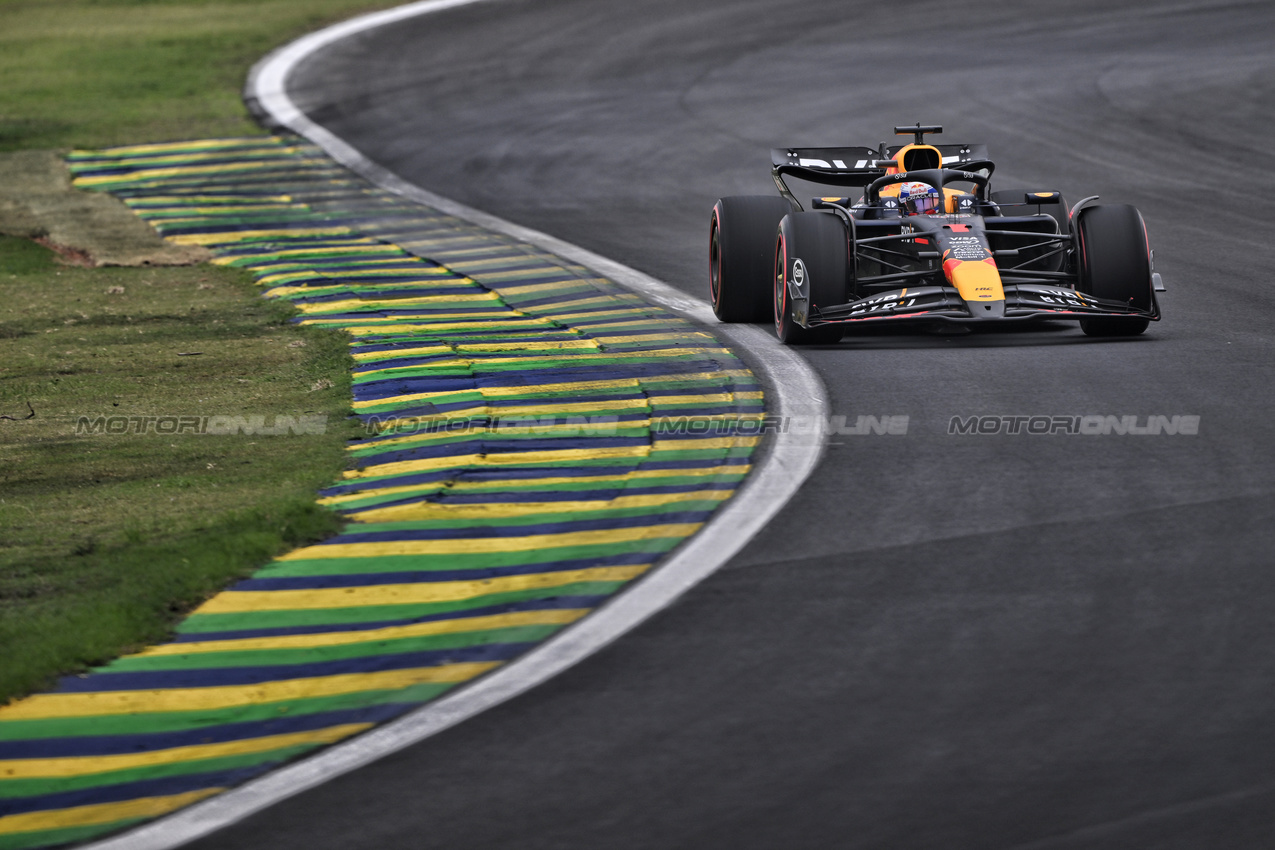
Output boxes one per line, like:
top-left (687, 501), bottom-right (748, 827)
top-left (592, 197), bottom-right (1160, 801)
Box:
top-left (771, 143), bottom-right (993, 209)
top-left (771, 146), bottom-right (886, 188)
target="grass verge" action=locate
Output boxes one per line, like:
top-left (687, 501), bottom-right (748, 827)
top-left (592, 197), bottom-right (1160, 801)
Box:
top-left (0, 0), bottom-right (395, 152)
top-left (0, 235), bottom-right (358, 703)
top-left (0, 0), bottom-right (401, 703)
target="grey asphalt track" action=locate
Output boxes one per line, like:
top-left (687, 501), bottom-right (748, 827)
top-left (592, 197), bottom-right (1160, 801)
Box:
top-left (195, 1), bottom-right (1275, 847)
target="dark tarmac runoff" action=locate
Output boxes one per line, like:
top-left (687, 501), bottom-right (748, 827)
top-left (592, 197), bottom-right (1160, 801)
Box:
top-left (192, 2), bottom-right (1275, 847)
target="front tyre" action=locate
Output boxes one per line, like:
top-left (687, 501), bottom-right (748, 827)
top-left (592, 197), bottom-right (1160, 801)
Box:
top-left (1074, 204), bottom-right (1155, 337)
top-left (774, 212), bottom-right (848, 345)
top-left (710, 196), bottom-right (794, 322)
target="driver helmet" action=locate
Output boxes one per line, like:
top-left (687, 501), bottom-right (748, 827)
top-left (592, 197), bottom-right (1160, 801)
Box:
top-left (899, 181), bottom-right (941, 215)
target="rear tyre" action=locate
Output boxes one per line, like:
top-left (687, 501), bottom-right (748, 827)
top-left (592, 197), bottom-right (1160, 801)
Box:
top-left (1074, 204), bottom-right (1154, 337)
top-left (774, 212), bottom-right (849, 345)
top-left (710, 196), bottom-right (794, 322)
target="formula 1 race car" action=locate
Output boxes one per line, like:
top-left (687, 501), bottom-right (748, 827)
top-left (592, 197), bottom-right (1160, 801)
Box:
top-left (709, 124), bottom-right (1164, 343)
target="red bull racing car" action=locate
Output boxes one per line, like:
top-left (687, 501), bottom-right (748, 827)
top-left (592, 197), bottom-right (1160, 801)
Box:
top-left (709, 124), bottom-right (1164, 344)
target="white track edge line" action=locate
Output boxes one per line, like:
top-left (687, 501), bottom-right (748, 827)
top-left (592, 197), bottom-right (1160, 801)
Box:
top-left (81, 2), bottom-right (829, 847)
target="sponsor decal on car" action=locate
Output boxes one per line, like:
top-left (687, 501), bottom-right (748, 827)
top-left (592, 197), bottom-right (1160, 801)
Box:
top-left (943, 235), bottom-right (987, 261)
top-left (849, 291), bottom-right (917, 315)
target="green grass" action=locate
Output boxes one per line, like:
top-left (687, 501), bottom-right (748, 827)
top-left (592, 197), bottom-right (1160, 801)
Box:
top-left (0, 0), bottom-right (403, 705)
top-left (0, 235), bottom-right (360, 702)
top-left (0, 0), bottom-right (394, 151)
top-left (0, 0), bottom-right (408, 704)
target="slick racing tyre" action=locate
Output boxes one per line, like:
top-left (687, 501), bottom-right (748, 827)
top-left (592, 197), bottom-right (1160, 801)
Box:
top-left (773, 212), bottom-right (848, 345)
top-left (1074, 204), bottom-right (1155, 336)
top-left (710, 196), bottom-right (794, 322)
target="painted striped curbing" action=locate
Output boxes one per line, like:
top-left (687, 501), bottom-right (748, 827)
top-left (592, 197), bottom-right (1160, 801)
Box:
top-left (0, 137), bottom-right (761, 850)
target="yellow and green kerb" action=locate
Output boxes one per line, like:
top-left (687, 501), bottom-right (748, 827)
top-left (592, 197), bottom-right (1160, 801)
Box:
top-left (0, 138), bottom-right (762, 849)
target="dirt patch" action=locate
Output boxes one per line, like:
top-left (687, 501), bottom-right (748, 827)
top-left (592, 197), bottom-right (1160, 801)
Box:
top-left (32, 235), bottom-right (95, 267)
top-left (0, 149), bottom-right (210, 267)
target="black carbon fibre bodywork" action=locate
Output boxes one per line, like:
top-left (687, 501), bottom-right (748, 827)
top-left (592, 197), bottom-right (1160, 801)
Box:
top-left (762, 145), bottom-right (1160, 331)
